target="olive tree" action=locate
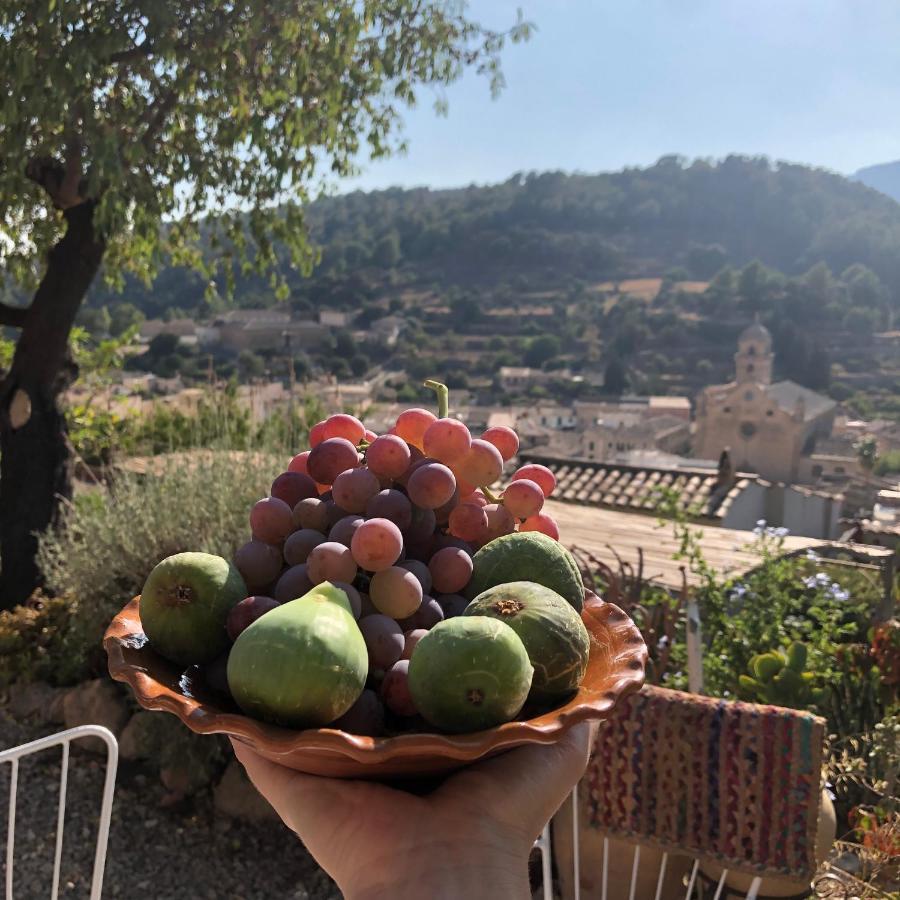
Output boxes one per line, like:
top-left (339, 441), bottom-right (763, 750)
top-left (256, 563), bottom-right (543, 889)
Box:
top-left (0, 1), bottom-right (530, 607)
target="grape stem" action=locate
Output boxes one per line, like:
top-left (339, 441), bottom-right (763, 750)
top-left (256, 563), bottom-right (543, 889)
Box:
top-left (481, 485), bottom-right (500, 504)
top-left (424, 380), bottom-right (449, 418)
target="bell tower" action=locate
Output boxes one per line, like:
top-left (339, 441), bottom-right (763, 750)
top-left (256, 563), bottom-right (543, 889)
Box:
top-left (735, 318), bottom-right (773, 385)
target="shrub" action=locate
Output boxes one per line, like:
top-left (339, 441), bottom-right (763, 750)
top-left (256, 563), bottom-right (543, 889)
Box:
top-left (30, 450), bottom-right (283, 683)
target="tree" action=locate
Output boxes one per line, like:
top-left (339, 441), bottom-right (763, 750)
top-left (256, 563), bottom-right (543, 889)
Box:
top-left (604, 357), bottom-right (628, 395)
top-left (0, 2), bottom-right (531, 607)
top-left (524, 335), bottom-right (561, 368)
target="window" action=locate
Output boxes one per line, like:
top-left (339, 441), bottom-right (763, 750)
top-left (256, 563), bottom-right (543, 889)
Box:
top-left (589, 441), bottom-right (595, 451)
top-left (723, 406), bottom-right (732, 413)
top-left (766, 409), bottom-right (774, 417)
top-left (747, 345), bottom-right (756, 356)
top-left (746, 363), bottom-right (755, 374)
top-left (835, 466), bottom-right (845, 475)
top-left (740, 421), bottom-right (757, 439)
top-left (812, 465), bottom-right (823, 477)
top-left (744, 390), bottom-right (754, 401)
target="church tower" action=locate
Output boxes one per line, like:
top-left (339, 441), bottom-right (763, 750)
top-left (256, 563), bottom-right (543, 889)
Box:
top-left (734, 318), bottom-right (773, 385)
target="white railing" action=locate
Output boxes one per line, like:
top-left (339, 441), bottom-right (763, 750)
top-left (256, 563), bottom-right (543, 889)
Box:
top-left (0, 725), bottom-right (118, 900)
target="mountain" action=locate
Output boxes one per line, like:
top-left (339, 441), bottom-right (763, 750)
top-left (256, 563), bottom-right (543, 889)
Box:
top-left (89, 155), bottom-right (900, 318)
top-left (853, 160), bottom-right (900, 203)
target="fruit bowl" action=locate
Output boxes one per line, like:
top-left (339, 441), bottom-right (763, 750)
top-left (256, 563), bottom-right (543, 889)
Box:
top-left (104, 594), bottom-right (647, 778)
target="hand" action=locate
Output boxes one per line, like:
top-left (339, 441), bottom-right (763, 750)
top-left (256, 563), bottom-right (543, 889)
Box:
top-left (231, 721), bottom-right (595, 900)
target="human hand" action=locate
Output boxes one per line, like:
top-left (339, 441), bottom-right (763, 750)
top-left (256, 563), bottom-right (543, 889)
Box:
top-left (231, 721), bottom-right (596, 900)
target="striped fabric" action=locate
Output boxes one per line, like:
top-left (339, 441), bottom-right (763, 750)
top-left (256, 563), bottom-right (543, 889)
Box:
top-left (585, 686), bottom-right (825, 880)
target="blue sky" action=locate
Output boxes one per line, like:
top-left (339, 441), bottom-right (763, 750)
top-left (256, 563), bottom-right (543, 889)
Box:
top-left (340, 0), bottom-right (900, 192)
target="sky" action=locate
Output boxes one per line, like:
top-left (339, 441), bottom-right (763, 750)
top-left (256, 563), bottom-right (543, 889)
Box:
top-left (340, 0), bottom-right (900, 193)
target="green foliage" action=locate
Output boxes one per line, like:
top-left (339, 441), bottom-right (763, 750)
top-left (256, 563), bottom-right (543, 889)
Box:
top-left (0, 2), bottom-right (532, 295)
top-left (737, 642), bottom-right (827, 708)
top-left (33, 451), bottom-right (282, 682)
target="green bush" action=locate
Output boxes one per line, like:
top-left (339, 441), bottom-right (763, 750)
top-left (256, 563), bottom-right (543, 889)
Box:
top-left (29, 450), bottom-right (282, 684)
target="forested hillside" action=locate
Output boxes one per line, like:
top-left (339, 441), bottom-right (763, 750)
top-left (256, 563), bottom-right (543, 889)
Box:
top-left (82, 154), bottom-right (900, 318)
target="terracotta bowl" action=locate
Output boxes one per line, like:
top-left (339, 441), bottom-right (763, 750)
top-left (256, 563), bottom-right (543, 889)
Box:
top-left (104, 595), bottom-right (647, 779)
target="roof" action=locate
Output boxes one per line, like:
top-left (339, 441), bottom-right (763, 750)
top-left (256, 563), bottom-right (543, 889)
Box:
top-left (739, 321), bottom-right (772, 346)
top-left (546, 500), bottom-right (818, 588)
top-left (518, 452), bottom-right (755, 520)
top-left (767, 380), bottom-right (836, 422)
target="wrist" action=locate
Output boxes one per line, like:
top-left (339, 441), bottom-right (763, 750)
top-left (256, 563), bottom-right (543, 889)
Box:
top-left (341, 840), bottom-right (530, 900)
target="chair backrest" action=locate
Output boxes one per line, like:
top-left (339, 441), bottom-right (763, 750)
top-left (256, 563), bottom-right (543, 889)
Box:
top-left (578, 686), bottom-right (827, 884)
top-left (0, 725), bottom-right (118, 900)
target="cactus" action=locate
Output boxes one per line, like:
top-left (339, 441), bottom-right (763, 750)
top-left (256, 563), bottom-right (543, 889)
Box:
top-left (737, 641), bottom-right (825, 710)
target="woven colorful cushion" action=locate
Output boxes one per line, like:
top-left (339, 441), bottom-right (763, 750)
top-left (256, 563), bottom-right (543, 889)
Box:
top-left (585, 685), bottom-right (826, 881)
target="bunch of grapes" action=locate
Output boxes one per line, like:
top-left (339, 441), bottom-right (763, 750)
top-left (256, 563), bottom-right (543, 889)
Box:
top-left (228, 390), bottom-right (559, 734)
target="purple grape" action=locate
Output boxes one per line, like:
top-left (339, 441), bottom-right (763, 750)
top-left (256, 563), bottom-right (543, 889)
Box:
top-left (380, 660), bottom-right (417, 717)
top-left (403, 504), bottom-right (436, 542)
top-left (358, 614), bottom-right (404, 669)
top-left (234, 540), bottom-right (283, 590)
top-left (435, 593), bottom-right (469, 618)
top-left (283, 528), bottom-right (326, 565)
top-left (271, 471), bottom-right (318, 508)
top-left (274, 564), bottom-right (314, 604)
top-left (399, 595), bottom-right (444, 631)
top-left (331, 581), bottom-right (362, 619)
top-left (365, 489), bottom-right (413, 531)
top-left (226, 596), bottom-right (280, 641)
top-left (397, 559), bottom-right (432, 594)
top-left (329, 514), bottom-right (365, 548)
top-left (358, 592), bottom-right (378, 618)
top-left (292, 497), bottom-right (329, 533)
top-left (331, 689), bottom-right (386, 736)
top-left (401, 629), bottom-right (428, 660)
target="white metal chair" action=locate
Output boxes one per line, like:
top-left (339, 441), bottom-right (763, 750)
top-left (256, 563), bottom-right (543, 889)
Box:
top-left (1, 725), bottom-right (118, 900)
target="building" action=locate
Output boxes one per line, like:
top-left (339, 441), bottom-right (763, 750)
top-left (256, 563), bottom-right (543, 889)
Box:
top-left (694, 322), bottom-right (836, 482)
top-left (519, 450), bottom-right (844, 539)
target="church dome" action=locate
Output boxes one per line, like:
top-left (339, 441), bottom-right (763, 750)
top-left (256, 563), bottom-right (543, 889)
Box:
top-left (739, 320), bottom-right (772, 348)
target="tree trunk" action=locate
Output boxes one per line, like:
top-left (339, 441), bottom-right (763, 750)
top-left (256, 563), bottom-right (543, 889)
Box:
top-left (0, 202), bottom-right (105, 610)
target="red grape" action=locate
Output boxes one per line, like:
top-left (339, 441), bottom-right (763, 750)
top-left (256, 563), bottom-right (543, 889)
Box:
top-left (359, 614), bottom-right (404, 669)
top-left (434, 487), bottom-right (460, 525)
top-left (428, 546), bottom-right (473, 594)
top-left (331, 689), bottom-right (385, 736)
top-left (407, 462), bottom-right (456, 510)
top-left (324, 500), bottom-right (351, 530)
top-left (307, 437), bottom-right (359, 485)
top-left (283, 528), bottom-right (327, 565)
top-left (249, 496), bottom-right (293, 544)
top-left (484, 503), bottom-right (516, 541)
top-left (365, 489), bottom-right (413, 530)
top-left (330, 581), bottom-right (362, 619)
top-left (370, 566), bottom-right (423, 619)
top-left (502, 478), bottom-right (545, 519)
top-left (460, 489), bottom-right (488, 508)
top-left (512, 463), bottom-right (556, 498)
top-left (519, 512), bottom-right (560, 540)
top-left (481, 425), bottom-right (519, 462)
top-left (331, 466), bottom-right (380, 513)
top-left (400, 629), bottom-right (428, 660)
top-left (309, 420), bottom-right (327, 447)
top-left (274, 564), bottom-right (314, 603)
top-left (395, 451), bottom-right (432, 488)
top-left (365, 434), bottom-right (411, 479)
top-left (380, 660), bottom-right (417, 717)
top-left (435, 593), bottom-right (469, 618)
top-left (351, 518), bottom-right (403, 571)
top-left (234, 540), bottom-right (283, 590)
top-left (292, 497), bottom-right (329, 532)
top-left (322, 413), bottom-right (365, 445)
top-left (394, 408), bottom-right (437, 450)
top-left (287, 450), bottom-right (311, 475)
top-left (423, 417), bottom-right (471, 464)
top-left (226, 596), bottom-right (279, 641)
top-left (329, 514), bottom-right (365, 547)
top-left (306, 540), bottom-right (358, 584)
top-left (404, 504), bottom-right (436, 542)
top-left (399, 596), bottom-right (444, 631)
top-left (448, 502), bottom-right (489, 543)
top-left (364, 429), bottom-right (378, 443)
top-left (456, 439), bottom-right (503, 487)
top-left (397, 559), bottom-right (432, 594)
top-left (271, 471), bottom-right (318, 509)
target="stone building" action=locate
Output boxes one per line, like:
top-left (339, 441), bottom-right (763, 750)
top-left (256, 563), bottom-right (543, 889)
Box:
top-left (694, 322), bottom-right (836, 483)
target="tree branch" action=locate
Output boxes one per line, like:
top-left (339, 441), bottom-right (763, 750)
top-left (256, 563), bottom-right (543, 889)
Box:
top-left (106, 42), bottom-right (156, 64)
top-left (24, 156), bottom-right (86, 210)
top-left (0, 303), bottom-right (27, 328)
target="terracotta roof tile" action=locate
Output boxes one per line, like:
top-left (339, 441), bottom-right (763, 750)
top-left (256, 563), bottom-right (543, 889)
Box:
top-left (519, 452), bottom-right (754, 520)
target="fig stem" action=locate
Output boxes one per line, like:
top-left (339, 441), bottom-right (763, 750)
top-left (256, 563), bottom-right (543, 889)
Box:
top-left (424, 379), bottom-right (449, 418)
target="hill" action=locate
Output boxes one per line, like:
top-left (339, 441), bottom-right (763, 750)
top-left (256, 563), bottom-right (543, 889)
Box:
top-left (853, 160), bottom-right (900, 203)
top-left (89, 154), bottom-right (900, 318)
